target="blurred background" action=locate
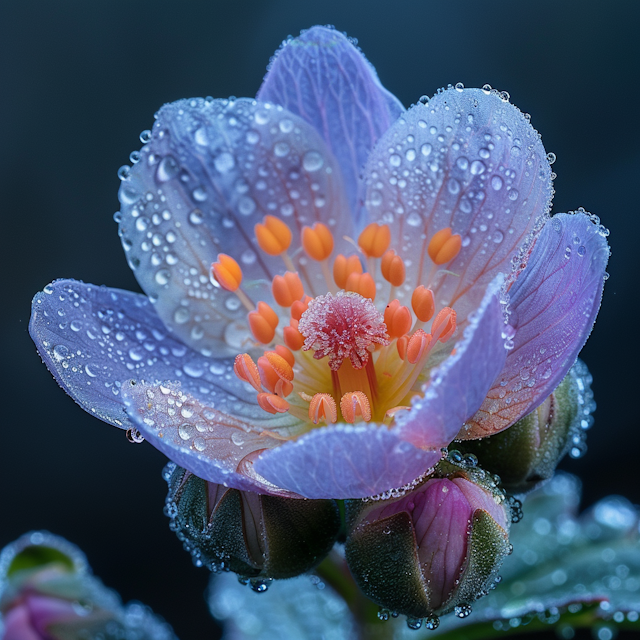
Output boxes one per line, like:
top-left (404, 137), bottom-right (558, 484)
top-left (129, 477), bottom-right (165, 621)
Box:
top-left (1, 1), bottom-right (638, 638)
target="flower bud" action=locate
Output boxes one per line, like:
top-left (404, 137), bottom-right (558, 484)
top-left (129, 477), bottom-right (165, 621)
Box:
top-left (455, 361), bottom-right (593, 494)
top-left (164, 464), bottom-right (341, 584)
top-left (344, 460), bottom-right (511, 623)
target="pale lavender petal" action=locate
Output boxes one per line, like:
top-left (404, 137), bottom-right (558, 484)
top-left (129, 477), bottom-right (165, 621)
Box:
top-left (121, 381), bottom-right (302, 497)
top-left (364, 87), bottom-right (553, 325)
top-left (451, 477), bottom-right (509, 531)
top-left (462, 212), bottom-right (609, 439)
top-left (28, 594), bottom-right (79, 635)
top-left (118, 97), bottom-right (352, 355)
top-left (393, 275), bottom-right (507, 449)
top-left (29, 279), bottom-right (297, 431)
top-left (3, 605), bottom-right (42, 640)
top-left (254, 425), bottom-right (442, 499)
top-left (258, 26), bottom-right (404, 224)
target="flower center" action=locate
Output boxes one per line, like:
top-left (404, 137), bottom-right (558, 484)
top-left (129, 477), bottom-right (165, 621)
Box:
top-left (212, 216), bottom-right (461, 430)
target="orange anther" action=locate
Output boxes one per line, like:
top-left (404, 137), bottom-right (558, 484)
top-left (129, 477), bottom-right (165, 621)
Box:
top-left (397, 335), bottom-right (409, 360)
top-left (333, 254), bottom-right (363, 289)
top-left (291, 296), bottom-right (312, 322)
top-left (301, 222), bottom-right (334, 261)
top-left (274, 344), bottom-right (295, 367)
top-left (258, 353), bottom-right (293, 397)
top-left (407, 329), bottom-right (432, 364)
top-left (345, 271), bottom-right (376, 301)
top-left (272, 271), bottom-right (304, 307)
top-left (384, 300), bottom-right (413, 339)
top-left (411, 286), bottom-right (435, 323)
top-left (254, 215), bottom-right (292, 256)
top-left (257, 301), bottom-right (279, 329)
top-left (308, 393), bottom-right (338, 425)
top-left (257, 392), bottom-right (290, 414)
top-left (211, 254), bottom-right (243, 292)
top-left (427, 227), bottom-right (462, 265)
top-left (380, 250), bottom-right (406, 287)
top-left (340, 391), bottom-right (372, 423)
top-left (249, 312), bottom-right (275, 344)
top-left (431, 307), bottom-right (457, 342)
top-left (283, 325), bottom-right (305, 351)
top-left (233, 354), bottom-right (262, 392)
top-left (358, 223), bottom-right (391, 258)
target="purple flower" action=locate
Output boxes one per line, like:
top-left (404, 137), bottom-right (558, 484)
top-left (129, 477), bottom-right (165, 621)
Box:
top-left (29, 26), bottom-right (609, 500)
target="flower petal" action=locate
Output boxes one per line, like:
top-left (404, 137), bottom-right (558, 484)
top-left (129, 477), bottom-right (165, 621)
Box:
top-left (258, 26), bottom-right (404, 225)
top-left (118, 97), bottom-right (352, 355)
top-left (122, 381), bottom-right (301, 496)
top-left (29, 279), bottom-right (297, 431)
top-left (393, 275), bottom-right (508, 449)
top-left (364, 87), bottom-right (553, 325)
top-left (253, 425), bottom-right (442, 499)
top-left (461, 212), bottom-right (609, 439)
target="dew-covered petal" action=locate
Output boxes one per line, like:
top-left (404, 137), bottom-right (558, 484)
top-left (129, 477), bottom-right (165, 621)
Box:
top-left (394, 275), bottom-right (507, 449)
top-left (118, 97), bottom-right (352, 355)
top-left (122, 380), bottom-right (301, 496)
top-left (461, 212), bottom-right (609, 439)
top-left (258, 26), bottom-right (404, 226)
top-left (29, 279), bottom-right (301, 432)
top-left (253, 425), bottom-right (442, 499)
top-left (364, 87), bottom-right (553, 324)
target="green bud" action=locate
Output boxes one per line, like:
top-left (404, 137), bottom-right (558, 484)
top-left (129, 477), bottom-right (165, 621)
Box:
top-left (454, 361), bottom-right (593, 494)
top-left (164, 463), bottom-right (341, 583)
top-left (344, 458), bottom-right (511, 623)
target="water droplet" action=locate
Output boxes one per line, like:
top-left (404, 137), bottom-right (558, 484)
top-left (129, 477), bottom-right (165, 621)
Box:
top-left (193, 437), bottom-right (206, 451)
top-left (157, 156), bottom-right (179, 182)
top-left (421, 143), bottom-right (432, 157)
top-left (456, 156), bottom-right (469, 171)
top-left (482, 84), bottom-right (492, 94)
top-left (406, 617), bottom-right (423, 630)
top-left (448, 178), bottom-right (460, 195)
top-left (273, 141), bottom-right (290, 157)
top-left (155, 269), bottom-right (171, 285)
top-left (405, 148), bottom-right (416, 162)
top-left (500, 90), bottom-right (510, 102)
top-left (139, 130), bottom-right (152, 144)
top-left (407, 212), bottom-right (422, 227)
top-left (547, 152), bottom-right (557, 165)
top-left (577, 245), bottom-right (586, 257)
top-left (214, 152), bottom-right (235, 174)
top-left (493, 230), bottom-right (504, 243)
top-left (117, 165), bottom-right (131, 181)
top-left (174, 307), bottom-right (190, 324)
top-left (189, 209), bottom-right (204, 225)
top-left (53, 345), bottom-right (69, 361)
top-left (231, 432), bottom-right (245, 446)
top-left (246, 130), bottom-right (260, 144)
top-left (491, 175), bottom-right (503, 191)
top-left (303, 150), bottom-right (324, 172)
top-left (470, 160), bottom-right (486, 175)
top-left (454, 604), bottom-right (472, 618)
top-left (192, 186), bottom-right (207, 202)
top-left (238, 195), bottom-right (256, 216)
top-left (508, 188), bottom-right (519, 201)
top-left (455, 82), bottom-right (464, 92)
top-left (129, 150), bottom-right (141, 164)
top-left (479, 148), bottom-right (490, 159)
top-left (389, 153), bottom-right (402, 168)
top-left (178, 423), bottom-right (193, 440)
top-left (126, 428), bottom-right (145, 444)
top-left (418, 95), bottom-right (430, 104)
top-left (424, 615), bottom-right (440, 630)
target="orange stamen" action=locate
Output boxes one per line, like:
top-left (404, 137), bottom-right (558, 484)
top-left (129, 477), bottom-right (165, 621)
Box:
top-left (427, 227), bottom-right (462, 265)
top-left (308, 393), bottom-right (338, 425)
top-left (431, 307), bottom-right (457, 342)
top-left (345, 272), bottom-right (376, 301)
top-left (283, 324), bottom-right (305, 351)
top-left (254, 215), bottom-right (292, 256)
top-left (272, 271), bottom-right (304, 307)
top-left (384, 300), bottom-right (412, 339)
top-left (233, 354), bottom-right (262, 392)
top-left (257, 392), bottom-right (290, 414)
top-left (340, 391), bottom-right (372, 423)
top-left (411, 286), bottom-right (435, 322)
top-left (381, 250), bottom-right (406, 287)
top-left (301, 222), bottom-right (334, 261)
top-left (333, 254), bottom-right (363, 289)
top-left (211, 254), bottom-right (243, 292)
top-left (407, 329), bottom-right (432, 364)
top-left (248, 302), bottom-right (279, 344)
top-left (358, 223), bottom-right (391, 258)
top-left (274, 344), bottom-right (295, 367)
top-left (397, 335), bottom-right (409, 360)
top-left (257, 352), bottom-right (294, 397)
top-left (291, 296), bottom-right (311, 321)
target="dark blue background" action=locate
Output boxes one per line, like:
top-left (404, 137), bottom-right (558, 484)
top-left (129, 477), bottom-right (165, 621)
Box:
top-left (1, 1), bottom-right (638, 638)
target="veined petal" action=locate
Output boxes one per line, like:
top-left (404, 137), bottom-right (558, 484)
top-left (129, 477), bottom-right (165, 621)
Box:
top-left (253, 425), bottom-right (442, 499)
top-left (258, 26), bottom-right (404, 226)
top-left (118, 97), bottom-right (352, 355)
top-left (393, 275), bottom-right (507, 449)
top-left (461, 212), bottom-right (609, 439)
top-left (29, 279), bottom-right (299, 431)
top-left (364, 87), bottom-right (553, 325)
top-left (122, 381), bottom-right (302, 496)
